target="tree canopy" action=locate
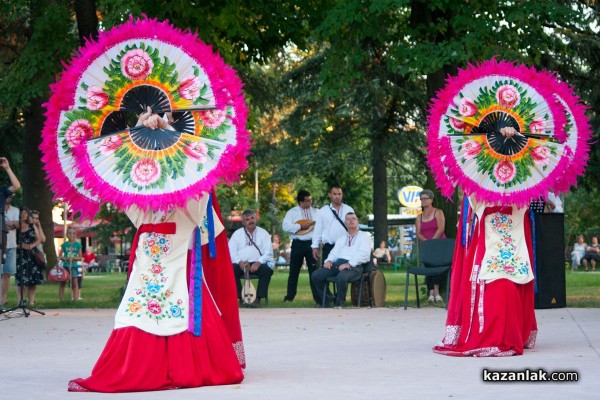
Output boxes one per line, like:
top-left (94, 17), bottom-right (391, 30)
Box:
top-left (0, 0), bottom-right (598, 249)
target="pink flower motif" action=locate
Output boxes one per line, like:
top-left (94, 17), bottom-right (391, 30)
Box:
top-left (496, 85), bottom-right (521, 108)
top-left (151, 264), bottom-right (163, 274)
top-left (178, 76), bottom-right (201, 100)
top-left (184, 142), bottom-right (208, 162)
top-left (449, 118), bottom-right (465, 131)
top-left (86, 86), bottom-right (109, 110)
top-left (494, 159), bottom-right (517, 184)
top-left (131, 158), bottom-right (161, 186)
top-left (99, 135), bottom-right (122, 155)
top-left (200, 109), bottom-right (227, 128)
top-left (65, 120), bottom-right (93, 148)
top-left (531, 146), bottom-right (550, 165)
top-left (121, 49), bottom-right (154, 80)
top-left (135, 289), bottom-right (142, 295)
top-left (177, 299), bottom-right (183, 305)
top-left (147, 299), bottom-right (162, 315)
top-left (503, 265), bottom-right (515, 274)
top-left (458, 97), bottom-right (478, 117)
top-left (463, 140), bottom-right (481, 160)
top-left (529, 118), bottom-right (545, 134)
top-left (147, 239), bottom-right (156, 247)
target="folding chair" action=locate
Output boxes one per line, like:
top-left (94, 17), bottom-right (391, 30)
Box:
top-left (403, 238), bottom-right (455, 310)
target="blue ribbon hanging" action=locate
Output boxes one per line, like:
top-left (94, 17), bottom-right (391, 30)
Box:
top-left (461, 196), bottom-right (469, 247)
top-left (191, 226), bottom-right (203, 336)
top-left (207, 194), bottom-right (216, 258)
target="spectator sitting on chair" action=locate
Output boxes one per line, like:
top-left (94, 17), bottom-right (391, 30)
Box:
top-left (228, 209), bottom-right (273, 308)
top-left (581, 235), bottom-right (599, 272)
top-left (82, 247), bottom-right (99, 272)
top-left (372, 240), bottom-right (391, 268)
top-left (571, 235), bottom-right (586, 271)
top-left (311, 213), bottom-right (371, 307)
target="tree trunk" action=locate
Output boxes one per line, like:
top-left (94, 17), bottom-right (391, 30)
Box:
top-left (74, 0), bottom-right (99, 45)
top-left (22, 96), bottom-right (57, 268)
top-left (425, 68), bottom-right (459, 239)
top-left (372, 132), bottom-right (388, 248)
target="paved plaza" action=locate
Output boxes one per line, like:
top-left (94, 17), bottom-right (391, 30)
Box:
top-left (0, 306), bottom-right (598, 400)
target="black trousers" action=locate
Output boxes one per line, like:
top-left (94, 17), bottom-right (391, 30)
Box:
top-left (232, 263), bottom-right (273, 299)
top-left (426, 275), bottom-right (441, 291)
top-left (284, 240), bottom-right (318, 302)
top-left (311, 259), bottom-right (363, 306)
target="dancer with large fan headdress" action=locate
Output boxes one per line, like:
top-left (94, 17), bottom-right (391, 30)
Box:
top-left (41, 17), bottom-right (250, 392)
top-left (426, 59), bottom-right (591, 357)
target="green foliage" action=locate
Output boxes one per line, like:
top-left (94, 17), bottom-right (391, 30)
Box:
top-left (0, 1), bottom-right (77, 108)
top-left (2, 0), bottom-right (600, 256)
top-left (89, 203), bottom-right (135, 256)
top-left (564, 188), bottom-right (600, 245)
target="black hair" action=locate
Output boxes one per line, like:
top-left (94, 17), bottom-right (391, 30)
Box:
top-left (296, 189), bottom-right (311, 204)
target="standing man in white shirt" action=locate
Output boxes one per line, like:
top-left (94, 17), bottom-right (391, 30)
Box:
top-left (311, 185), bottom-right (354, 264)
top-left (311, 213), bottom-right (371, 307)
top-left (229, 209), bottom-right (273, 308)
top-left (282, 190), bottom-right (319, 304)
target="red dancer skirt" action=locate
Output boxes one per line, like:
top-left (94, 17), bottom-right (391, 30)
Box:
top-left (433, 279), bottom-right (537, 356)
top-left (69, 198), bottom-right (244, 392)
top-left (68, 284), bottom-right (244, 392)
top-left (433, 204), bottom-right (537, 357)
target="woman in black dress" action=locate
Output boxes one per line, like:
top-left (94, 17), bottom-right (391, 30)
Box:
top-left (16, 208), bottom-right (43, 306)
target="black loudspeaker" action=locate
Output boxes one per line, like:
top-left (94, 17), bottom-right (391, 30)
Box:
top-left (533, 213), bottom-right (566, 309)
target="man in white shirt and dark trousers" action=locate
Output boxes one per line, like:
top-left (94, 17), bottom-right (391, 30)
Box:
top-left (229, 209), bottom-right (274, 308)
top-left (311, 213), bottom-right (371, 307)
top-left (311, 185), bottom-right (354, 264)
top-left (282, 190), bottom-right (319, 304)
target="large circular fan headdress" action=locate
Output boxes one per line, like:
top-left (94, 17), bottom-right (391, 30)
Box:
top-left (41, 17), bottom-right (250, 217)
top-left (426, 59), bottom-right (590, 207)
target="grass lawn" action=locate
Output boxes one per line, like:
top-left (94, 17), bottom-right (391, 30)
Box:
top-left (2, 267), bottom-right (600, 310)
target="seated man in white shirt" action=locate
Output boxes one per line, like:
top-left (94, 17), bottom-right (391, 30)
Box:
top-left (228, 209), bottom-right (274, 308)
top-left (311, 213), bottom-right (371, 307)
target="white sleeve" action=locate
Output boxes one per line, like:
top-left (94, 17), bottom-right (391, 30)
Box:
top-left (257, 229), bottom-right (273, 264)
top-left (282, 208), bottom-right (300, 235)
top-left (311, 208), bottom-right (324, 249)
top-left (228, 230), bottom-right (242, 264)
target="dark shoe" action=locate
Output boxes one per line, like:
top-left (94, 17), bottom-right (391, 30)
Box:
top-left (324, 295), bottom-right (335, 308)
top-left (248, 299), bottom-right (261, 308)
top-left (334, 300), bottom-right (345, 308)
top-left (283, 297), bottom-right (292, 302)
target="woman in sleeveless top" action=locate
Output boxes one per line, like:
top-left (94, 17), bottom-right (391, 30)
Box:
top-left (415, 189), bottom-right (446, 303)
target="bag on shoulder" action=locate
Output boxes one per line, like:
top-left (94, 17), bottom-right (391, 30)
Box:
top-left (48, 265), bottom-right (69, 282)
top-left (31, 247), bottom-right (46, 266)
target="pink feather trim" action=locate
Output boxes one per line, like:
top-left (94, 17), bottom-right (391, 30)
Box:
top-left (41, 16), bottom-right (251, 216)
top-left (425, 58), bottom-right (588, 207)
